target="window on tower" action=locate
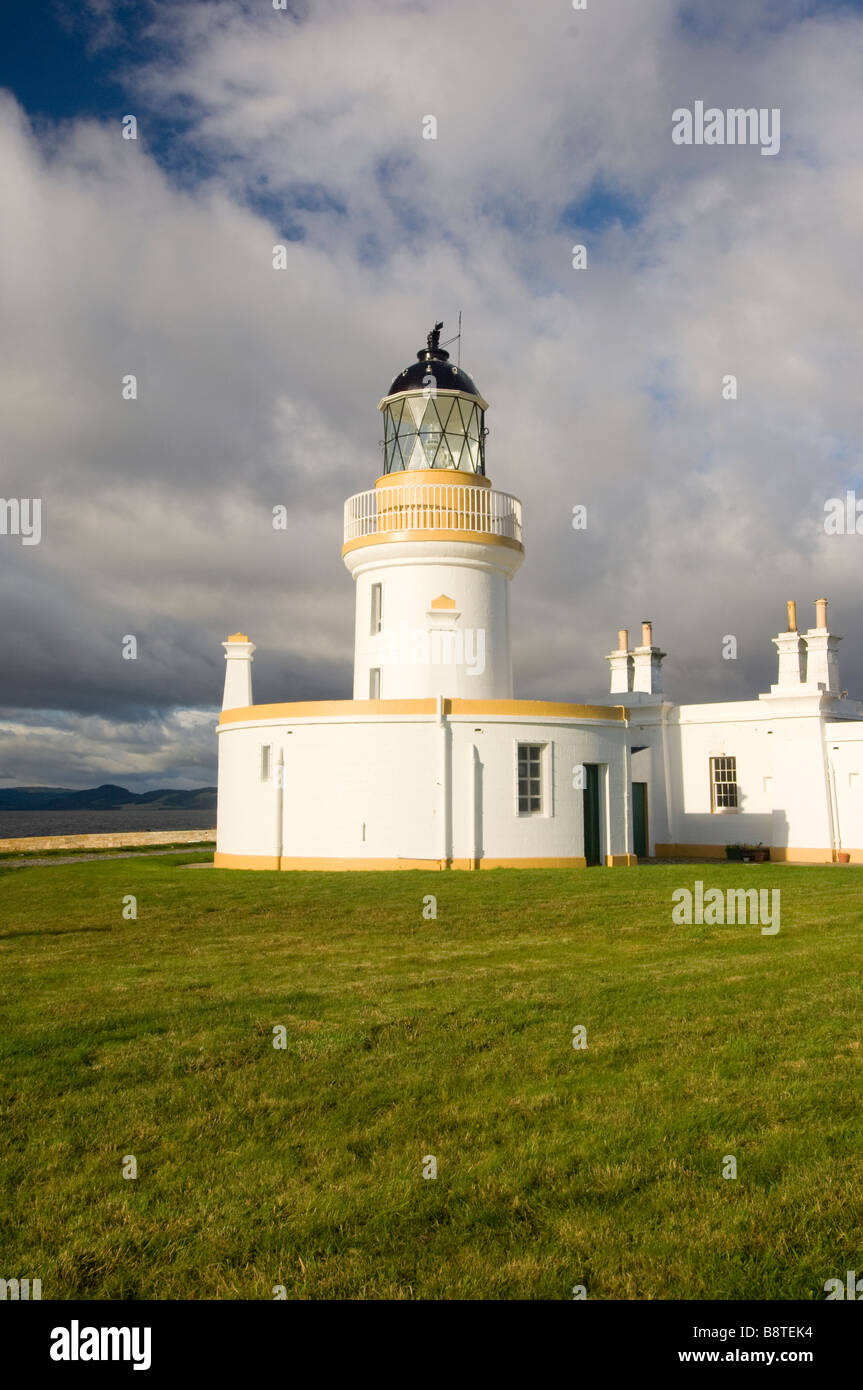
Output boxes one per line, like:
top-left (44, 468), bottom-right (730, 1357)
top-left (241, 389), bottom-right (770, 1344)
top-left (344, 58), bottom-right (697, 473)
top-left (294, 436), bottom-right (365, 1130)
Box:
top-left (370, 583), bottom-right (382, 635)
top-left (369, 668), bottom-right (381, 699)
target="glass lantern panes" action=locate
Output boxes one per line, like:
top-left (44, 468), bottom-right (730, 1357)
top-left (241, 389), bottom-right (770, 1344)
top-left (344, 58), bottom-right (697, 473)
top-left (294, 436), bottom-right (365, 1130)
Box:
top-left (382, 393), bottom-right (485, 474)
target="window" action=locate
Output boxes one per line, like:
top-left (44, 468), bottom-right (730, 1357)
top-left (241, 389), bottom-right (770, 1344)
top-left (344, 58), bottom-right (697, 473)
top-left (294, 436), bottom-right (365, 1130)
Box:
top-left (370, 583), bottom-right (382, 635)
top-left (369, 668), bottom-right (381, 699)
top-left (710, 755), bottom-right (738, 810)
top-left (517, 743), bottom-right (543, 815)
top-left (261, 744), bottom-right (272, 782)
top-left (381, 393), bottom-right (486, 474)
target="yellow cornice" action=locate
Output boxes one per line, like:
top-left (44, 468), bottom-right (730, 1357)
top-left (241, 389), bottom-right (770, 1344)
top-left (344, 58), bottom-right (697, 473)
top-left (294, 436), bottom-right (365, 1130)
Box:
top-left (374, 470), bottom-right (492, 490)
top-left (448, 699), bottom-right (626, 721)
top-left (219, 698), bottom-right (627, 726)
top-left (342, 529), bottom-right (524, 557)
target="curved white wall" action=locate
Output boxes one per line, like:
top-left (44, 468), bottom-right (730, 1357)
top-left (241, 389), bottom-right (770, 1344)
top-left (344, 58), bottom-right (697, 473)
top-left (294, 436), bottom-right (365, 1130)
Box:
top-left (215, 708), bottom-right (632, 868)
top-left (345, 538), bottom-right (522, 701)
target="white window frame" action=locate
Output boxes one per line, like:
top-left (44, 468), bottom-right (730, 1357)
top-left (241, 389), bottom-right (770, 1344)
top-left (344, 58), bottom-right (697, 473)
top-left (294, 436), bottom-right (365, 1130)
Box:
top-left (516, 741), bottom-right (549, 817)
top-left (710, 755), bottom-right (739, 812)
top-left (370, 582), bottom-right (382, 635)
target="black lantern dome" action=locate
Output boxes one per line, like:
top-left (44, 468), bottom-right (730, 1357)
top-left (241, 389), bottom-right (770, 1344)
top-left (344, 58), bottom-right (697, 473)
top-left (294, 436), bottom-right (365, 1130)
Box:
top-left (378, 322), bottom-right (488, 475)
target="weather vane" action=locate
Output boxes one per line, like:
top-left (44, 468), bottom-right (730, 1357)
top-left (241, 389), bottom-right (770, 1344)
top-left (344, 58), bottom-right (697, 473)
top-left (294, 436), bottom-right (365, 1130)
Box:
top-left (427, 321), bottom-right (444, 353)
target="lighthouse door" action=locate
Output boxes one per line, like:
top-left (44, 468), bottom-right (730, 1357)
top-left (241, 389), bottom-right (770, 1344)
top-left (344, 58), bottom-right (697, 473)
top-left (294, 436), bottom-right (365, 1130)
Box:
top-left (582, 764), bottom-right (601, 866)
top-left (632, 782), bottom-right (648, 859)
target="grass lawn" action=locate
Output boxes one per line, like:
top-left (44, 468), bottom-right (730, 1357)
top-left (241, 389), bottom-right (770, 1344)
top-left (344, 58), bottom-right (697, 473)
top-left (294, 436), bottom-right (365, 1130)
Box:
top-left (1, 857), bottom-right (861, 1300)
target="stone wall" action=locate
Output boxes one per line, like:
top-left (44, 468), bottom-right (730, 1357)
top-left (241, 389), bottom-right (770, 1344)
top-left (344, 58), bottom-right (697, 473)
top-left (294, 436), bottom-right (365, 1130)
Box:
top-left (0, 829), bottom-right (216, 853)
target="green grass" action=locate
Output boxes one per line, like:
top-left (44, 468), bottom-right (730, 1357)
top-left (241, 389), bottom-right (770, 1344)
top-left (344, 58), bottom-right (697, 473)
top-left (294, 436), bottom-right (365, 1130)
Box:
top-left (1, 857), bottom-right (861, 1300)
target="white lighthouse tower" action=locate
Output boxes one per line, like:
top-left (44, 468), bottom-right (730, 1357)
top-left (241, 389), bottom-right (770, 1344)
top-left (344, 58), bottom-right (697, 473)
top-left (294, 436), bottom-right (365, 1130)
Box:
top-left (214, 323), bottom-right (633, 871)
top-left (344, 324), bottom-right (523, 701)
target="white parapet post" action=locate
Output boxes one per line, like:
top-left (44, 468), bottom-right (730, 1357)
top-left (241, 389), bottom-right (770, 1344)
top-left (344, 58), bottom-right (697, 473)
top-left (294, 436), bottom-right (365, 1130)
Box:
top-left (221, 633), bottom-right (256, 711)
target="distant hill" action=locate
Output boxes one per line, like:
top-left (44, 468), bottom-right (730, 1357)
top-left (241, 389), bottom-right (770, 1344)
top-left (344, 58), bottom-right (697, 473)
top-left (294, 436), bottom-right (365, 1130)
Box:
top-left (0, 784), bottom-right (217, 811)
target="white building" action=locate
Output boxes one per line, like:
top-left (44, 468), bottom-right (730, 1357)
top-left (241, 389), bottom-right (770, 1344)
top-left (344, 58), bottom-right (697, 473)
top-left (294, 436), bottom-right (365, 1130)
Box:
top-left (620, 600), bottom-right (863, 864)
top-left (215, 328), bottom-right (863, 869)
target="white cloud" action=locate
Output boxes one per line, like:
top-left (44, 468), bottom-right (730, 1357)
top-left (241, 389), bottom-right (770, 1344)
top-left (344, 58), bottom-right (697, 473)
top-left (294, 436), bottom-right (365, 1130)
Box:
top-left (2, 0), bottom-right (863, 783)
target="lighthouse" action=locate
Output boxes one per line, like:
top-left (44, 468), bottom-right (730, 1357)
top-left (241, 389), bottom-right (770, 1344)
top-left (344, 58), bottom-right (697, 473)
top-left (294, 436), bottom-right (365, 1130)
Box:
top-left (344, 323), bottom-right (523, 701)
top-left (214, 324), bottom-right (633, 870)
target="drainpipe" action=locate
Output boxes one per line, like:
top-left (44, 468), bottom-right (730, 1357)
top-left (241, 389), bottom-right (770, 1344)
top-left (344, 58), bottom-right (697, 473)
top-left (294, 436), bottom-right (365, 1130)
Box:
top-left (437, 696), bottom-right (450, 867)
top-left (622, 716), bottom-right (632, 862)
top-left (468, 743), bottom-right (480, 869)
top-left (275, 747), bottom-right (284, 864)
top-left (660, 702), bottom-right (675, 854)
top-left (817, 710), bottom-right (838, 861)
top-left (825, 736), bottom-right (842, 859)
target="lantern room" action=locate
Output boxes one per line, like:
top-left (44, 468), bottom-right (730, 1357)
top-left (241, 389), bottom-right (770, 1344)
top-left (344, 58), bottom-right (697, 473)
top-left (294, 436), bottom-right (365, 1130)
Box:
top-left (378, 322), bottom-right (488, 474)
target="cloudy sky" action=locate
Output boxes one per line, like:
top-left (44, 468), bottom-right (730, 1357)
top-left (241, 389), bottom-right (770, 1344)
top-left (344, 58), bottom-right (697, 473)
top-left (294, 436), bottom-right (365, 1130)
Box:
top-left (1, 0), bottom-right (862, 789)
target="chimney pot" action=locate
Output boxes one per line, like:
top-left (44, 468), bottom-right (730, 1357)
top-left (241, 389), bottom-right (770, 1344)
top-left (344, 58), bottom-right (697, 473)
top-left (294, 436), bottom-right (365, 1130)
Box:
top-left (786, 600), bottom-right (797, 632)
top-left (617, 628), bottom-right (629, 651)
top-left (815, 597), bottom-right (828, 630)
top-left (641, 620), bottom-right (653, 647)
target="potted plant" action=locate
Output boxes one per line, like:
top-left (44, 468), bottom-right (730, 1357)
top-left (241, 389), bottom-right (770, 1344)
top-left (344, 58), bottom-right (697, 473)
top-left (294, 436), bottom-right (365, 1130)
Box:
top-left (728, 843), bottom-right (769, 862)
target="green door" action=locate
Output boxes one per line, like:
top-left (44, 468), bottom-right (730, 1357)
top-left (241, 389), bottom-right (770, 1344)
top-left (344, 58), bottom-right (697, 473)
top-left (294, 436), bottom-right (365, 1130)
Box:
top-left (583, 764), bottom-right (601, 866)
top-left (632, 781), bottom-right (648, 860)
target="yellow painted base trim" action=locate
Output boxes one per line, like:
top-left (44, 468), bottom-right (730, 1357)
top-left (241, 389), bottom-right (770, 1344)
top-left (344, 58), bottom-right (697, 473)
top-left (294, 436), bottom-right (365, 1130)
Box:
top-left (656, 844), bottom-right (843, 864)
top-left (214, 853), bottom-right (591, 871)
top-left (655, 844), bottom-right (729, 860)
top-left (605, 854), bottom-right (638, 866)
top-left (768, 847), bottom-right (841, 864)
top-left (213, 852), bottom-right (281, 870)
top-left (472, 857), bottom-right (588, 870)
top-left (220, 698), bottom-right (627, 726)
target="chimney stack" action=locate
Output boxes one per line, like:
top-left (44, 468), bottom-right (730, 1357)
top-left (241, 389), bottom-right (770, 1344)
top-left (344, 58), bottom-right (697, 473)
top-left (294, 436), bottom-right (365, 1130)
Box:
top-left (766, 599), bottom-right (842, 697)
top-left (222, 632), bottom-right (256, 710)
top-left (632, 620), bottom-right (665, 696)
top-left (805, 598), bottom-right (841, 694)
top-left (607, 629), bottom-right (633, 694)
top-left (769, 602), bottom-right (806, 692)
